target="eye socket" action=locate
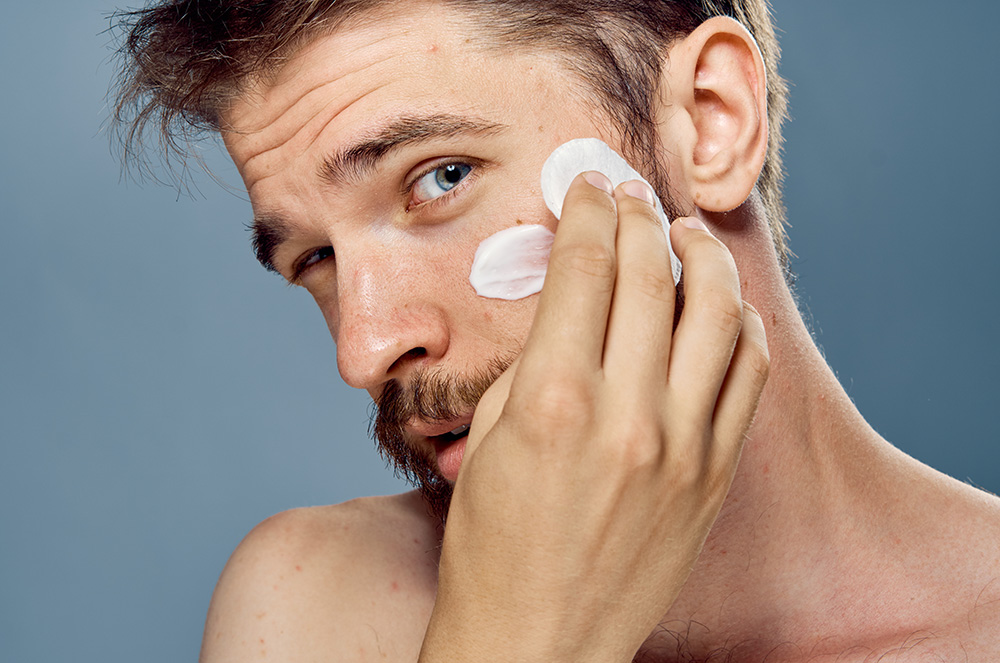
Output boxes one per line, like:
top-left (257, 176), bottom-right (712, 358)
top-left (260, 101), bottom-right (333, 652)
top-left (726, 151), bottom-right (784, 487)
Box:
top-left (292, 245), bottom-right (334, 281)
top-left (411, 163), bottom-right (473, 206)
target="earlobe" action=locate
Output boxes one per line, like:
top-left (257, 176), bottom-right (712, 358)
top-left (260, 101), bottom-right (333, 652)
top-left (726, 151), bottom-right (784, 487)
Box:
top-left (662, 17), bottom-right (768, 213)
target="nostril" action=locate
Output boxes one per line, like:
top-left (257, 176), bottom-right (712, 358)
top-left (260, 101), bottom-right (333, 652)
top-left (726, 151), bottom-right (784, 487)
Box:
top-left (389, 347), bottom-right (427, 374)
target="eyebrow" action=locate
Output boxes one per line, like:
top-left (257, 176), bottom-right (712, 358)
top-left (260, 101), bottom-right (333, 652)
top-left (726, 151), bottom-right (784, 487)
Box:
top-left (250, 113), bottom-right (508, 275)
top-left (250, 213), bottom-right (289, 274)
top-left (317, 113), bottom-right (507, 187)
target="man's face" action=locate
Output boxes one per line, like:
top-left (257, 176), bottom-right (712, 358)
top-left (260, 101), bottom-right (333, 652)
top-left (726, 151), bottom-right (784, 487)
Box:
top-left (222, 3), bottom-right (679, 514)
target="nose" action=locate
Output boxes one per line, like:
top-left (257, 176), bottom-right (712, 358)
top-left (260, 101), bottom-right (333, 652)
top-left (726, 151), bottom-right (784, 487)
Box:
top-left (331, 251), bottom-right (451, 392)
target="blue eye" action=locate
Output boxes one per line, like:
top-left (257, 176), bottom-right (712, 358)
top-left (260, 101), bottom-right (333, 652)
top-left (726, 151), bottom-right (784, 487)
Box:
top-left (411, 163), bottom-right (473, 205)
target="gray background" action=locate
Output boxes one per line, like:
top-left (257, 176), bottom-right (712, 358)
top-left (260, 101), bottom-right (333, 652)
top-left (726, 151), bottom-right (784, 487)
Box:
top-left (2, 1), bottom-right (997, 660)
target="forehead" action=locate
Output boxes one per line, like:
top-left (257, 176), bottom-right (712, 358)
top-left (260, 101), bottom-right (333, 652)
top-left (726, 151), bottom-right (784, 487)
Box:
top-left (222, 2), bottom-right (591, 187)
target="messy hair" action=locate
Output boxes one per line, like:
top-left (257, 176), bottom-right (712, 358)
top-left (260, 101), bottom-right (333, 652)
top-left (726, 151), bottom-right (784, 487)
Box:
top-left (111, 0), bottom-right (790, 260)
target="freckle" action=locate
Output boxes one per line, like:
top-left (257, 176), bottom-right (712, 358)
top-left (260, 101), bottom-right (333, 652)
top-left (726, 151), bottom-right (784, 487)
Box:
top-left (260, 638), bottom-right (266, 645)
top-left (720, 549), bottom-right (727, 555)
top-left (771, 312), bottom-right (777, 325)
top-left (895, 537), bottom-right (902, 545)
top-left (413, 538), bottom-right (420, 544)
top-left (515, 219), bottom-right (523, 225)
top-left (295, 565), bottom-right (302, 572)
top-left (762, 464), bottom-right (770, 475)
top-left (255, 612), bottom-right (267, 620)
top-left (272, 584), bottom-right (278, 591)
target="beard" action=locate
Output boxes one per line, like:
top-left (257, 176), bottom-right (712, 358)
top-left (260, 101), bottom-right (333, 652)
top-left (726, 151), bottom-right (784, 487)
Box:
top-left (371, 353), bottom-right (517, 524)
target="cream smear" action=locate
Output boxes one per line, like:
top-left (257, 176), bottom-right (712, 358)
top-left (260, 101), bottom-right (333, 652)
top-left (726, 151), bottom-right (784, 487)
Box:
top-left (469, 138), bottom-right (682, 300)
top-left (469, 224), bottom-right (555, 300)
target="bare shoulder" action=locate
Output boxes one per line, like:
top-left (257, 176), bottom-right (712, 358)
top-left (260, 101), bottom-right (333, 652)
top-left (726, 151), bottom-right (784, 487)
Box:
top-left (919, 475), bottom-right (1000, 657)
top-left (200, 491), bottom-right (441, 663)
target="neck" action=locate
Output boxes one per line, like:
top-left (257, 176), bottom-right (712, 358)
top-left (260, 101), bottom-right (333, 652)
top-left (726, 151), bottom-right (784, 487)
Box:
top-left (648, 203), bottom-right (945, 654)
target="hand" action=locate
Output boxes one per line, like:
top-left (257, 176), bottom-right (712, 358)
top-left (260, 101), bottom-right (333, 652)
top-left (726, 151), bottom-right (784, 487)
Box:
top-left (419, 173), bottom-right (770, 663)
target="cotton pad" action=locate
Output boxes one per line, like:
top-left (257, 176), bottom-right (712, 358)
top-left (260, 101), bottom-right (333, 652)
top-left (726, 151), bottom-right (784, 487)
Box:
top-left (469, 138), bottom-right (682, 300)
top-left (540, 138), bottom-right (682, 285)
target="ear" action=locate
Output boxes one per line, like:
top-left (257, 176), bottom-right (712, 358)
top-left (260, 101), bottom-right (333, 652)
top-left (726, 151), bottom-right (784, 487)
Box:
top-left (660, 16), bottom-right (768, 212)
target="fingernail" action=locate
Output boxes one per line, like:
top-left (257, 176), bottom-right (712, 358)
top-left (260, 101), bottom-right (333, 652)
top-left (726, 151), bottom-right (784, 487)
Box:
top-left (619, 179), bottom-right (657, 206)
top-left (582, 171), bottom-right (614, 195)
top-left (680, 217), bottom-right (709, 232)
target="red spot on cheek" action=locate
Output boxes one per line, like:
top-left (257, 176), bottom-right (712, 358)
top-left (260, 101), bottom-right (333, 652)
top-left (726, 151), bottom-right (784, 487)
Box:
top-left (391, 581), bottom-right (400, 592)
top-left (762, 464), bottom-right (770, 475)
top-left (427, 43), bottom-right (439, 53)
top-left (295, 565), bottom-right (302, 572)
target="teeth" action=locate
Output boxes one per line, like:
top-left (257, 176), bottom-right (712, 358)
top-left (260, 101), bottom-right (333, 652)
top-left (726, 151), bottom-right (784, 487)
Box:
top-left (449, 424), bottom-right (470, 436)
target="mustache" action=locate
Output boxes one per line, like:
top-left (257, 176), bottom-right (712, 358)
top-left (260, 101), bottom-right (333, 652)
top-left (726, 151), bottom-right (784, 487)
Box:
top-left (370, 352), bottom-right (517, 523)
top-left (373, 352), bottom-right (517, 435)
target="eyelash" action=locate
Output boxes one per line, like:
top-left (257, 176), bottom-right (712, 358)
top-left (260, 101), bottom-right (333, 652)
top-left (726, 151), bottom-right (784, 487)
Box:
top-left (289, 158), bottom-right (482, 283)
top-left (404, 158), bottom-right (481, 212)
top-left (290, 245), bottom-right (334, 284)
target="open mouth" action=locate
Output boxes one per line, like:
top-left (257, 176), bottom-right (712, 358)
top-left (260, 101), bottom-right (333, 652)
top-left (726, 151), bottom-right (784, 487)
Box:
top-left (433, 423), bottom-right (470, 447)
top-left (430, 423), bottom-right (471, 482)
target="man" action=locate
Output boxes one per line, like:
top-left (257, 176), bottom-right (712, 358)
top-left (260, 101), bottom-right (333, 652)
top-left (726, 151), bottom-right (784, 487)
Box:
top-left (113, 0), bottom-right (1000, 660)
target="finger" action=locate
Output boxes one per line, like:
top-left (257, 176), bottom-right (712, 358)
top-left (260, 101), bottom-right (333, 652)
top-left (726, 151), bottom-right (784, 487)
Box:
top-left (519, 171), bottom-right (619, 376)
top-left (665, 218), bottom-right (743, 426)
top-left (603, 180), bottom-right (676, 384)
top-left (711, 301), bottom-right (769, 458)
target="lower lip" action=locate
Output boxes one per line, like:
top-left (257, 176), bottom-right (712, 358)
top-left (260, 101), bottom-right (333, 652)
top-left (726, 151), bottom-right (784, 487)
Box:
top-left (435, 436), bottom-right (468, 483)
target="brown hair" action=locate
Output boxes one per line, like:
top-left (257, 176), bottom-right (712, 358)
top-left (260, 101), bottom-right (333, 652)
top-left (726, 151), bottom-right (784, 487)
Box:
top-left (111, 0), bottom-right (790, 260)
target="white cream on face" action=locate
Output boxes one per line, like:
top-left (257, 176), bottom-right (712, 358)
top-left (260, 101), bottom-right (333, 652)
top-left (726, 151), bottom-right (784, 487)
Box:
top-left (469, 224), bottom-right (555, 300)
top-left (469, 138), bottom-right (682, 300)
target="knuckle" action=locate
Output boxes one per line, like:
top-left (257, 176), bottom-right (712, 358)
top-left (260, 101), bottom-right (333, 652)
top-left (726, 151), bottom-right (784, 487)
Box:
top-left (551, 242), bottom-right (616, 281)
top-left (699, 288), bottom-right (744, 337)
top-left (520, 376), bottom-right (595, 429)
top-left (740, 341), bottom-right (771, 387)
top-left (604, 420), bottom-right (663, 471)
top-left (622, 267), bottom-right (674, 303)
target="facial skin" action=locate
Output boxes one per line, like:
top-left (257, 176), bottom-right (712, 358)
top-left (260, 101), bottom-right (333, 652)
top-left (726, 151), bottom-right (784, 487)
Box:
top-left (223, 4), bottom-right (688, 516)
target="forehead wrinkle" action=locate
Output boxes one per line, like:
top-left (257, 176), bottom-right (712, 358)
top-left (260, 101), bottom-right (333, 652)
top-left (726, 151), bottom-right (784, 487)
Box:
top-left (239, 79), bottom-right (394, 184)
top-left (227, 49), bottom-right (400, 172)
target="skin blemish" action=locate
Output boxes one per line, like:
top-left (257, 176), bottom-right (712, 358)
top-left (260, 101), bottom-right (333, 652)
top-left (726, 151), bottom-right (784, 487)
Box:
top-left (255, 612), bottom-right (267, 620)
top-left (295, 565), bottom-right (302, 572)
top-left (515, 219), bottom-right (523, 225)
top-left (427, 43), bottom-right (438, 53)
top-left (391, 581), bottom-right (400, 592)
